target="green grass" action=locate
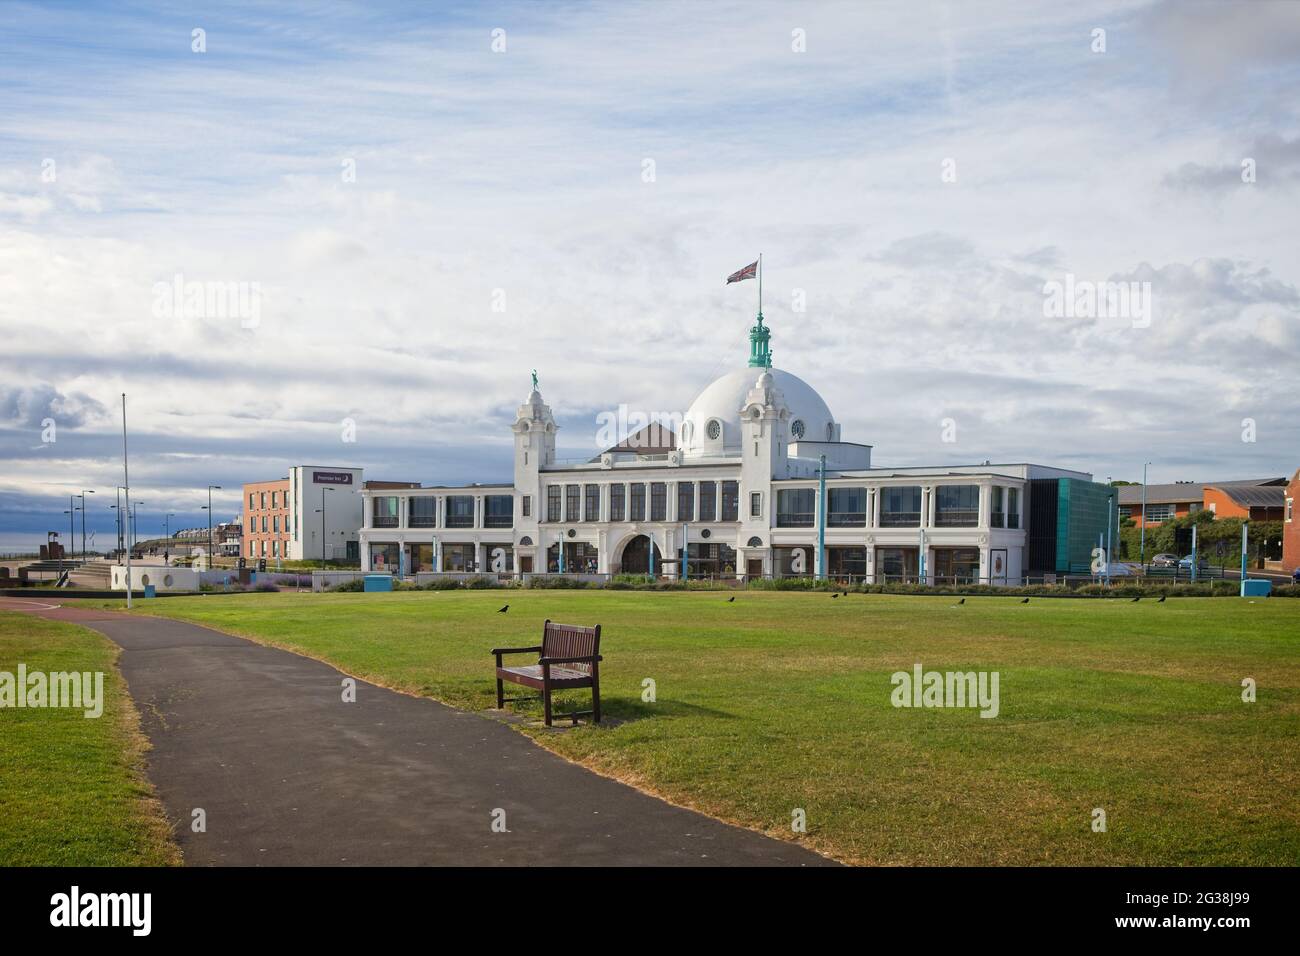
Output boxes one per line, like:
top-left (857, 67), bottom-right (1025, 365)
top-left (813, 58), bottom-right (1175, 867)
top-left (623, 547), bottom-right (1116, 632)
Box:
top-left (0, 612), bottom-right (179, 865)
top-left (84, 590), bottom-right (1300, 866)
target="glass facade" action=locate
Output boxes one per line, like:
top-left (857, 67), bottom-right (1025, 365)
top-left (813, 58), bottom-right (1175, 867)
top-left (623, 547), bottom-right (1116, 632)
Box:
top-left (933, 546), bottom-right (980, 583)
top-left (650, 482), bottom-right (667, 521)
top-left (584, 484), bottom-right (600, 522)
top-left (409, 497), bottom-right (436, 528)
top-left (629, 483), bottom-right (646, 521)
top-left (446, 495), bottom-right (474, 528)
top-left (677, 482), bottom-right (694, 521)
top-left (827, 546), bottom-right (867, 579)
top-left (441, 543), bottom-right (476, 571)
top-left (721, 481), bottom-right (739, 521)
top-left (372, 497), bottom-right (399, 528)
top-left (610, 484), bottom-right (626, 522)
top-left (484, 495), bottom-right (513, 528)
top-left (547, 486), bottom-right (561, 522)
top-left (699, 482), bottom-right (717, 521)
top-left (684, 542), bottom-right (737, 578)
top-left (935, 485), bottom-right (979, 527)
top-left (828, 487), bottom-right (866, 527)
top-left (776, 488), bottom-right (816, 527)
top-left (875, 546), bottom-right (919, 581)
top-left (880, 486), bottom-right (921, 527)
top-left (565, 484), bottom-right (581, 523)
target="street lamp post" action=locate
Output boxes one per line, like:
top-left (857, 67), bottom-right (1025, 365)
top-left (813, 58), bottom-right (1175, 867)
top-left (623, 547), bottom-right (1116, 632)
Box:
top-left (80, 490), bottom-right (94, 559)
top-left (133, 502), bottom-right (143, 552)
top-left (207, 485), bottom-right (221, 567)
top-left (1139, 461), bottom-right (1152, 569)
top-left (315, 487), bottom-right (335, 566)
top-left (63, 506), bottom-right (73, 566)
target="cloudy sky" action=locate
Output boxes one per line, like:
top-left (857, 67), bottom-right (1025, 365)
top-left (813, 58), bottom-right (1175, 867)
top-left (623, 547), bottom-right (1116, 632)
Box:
top-left (1, 0), bottom-right (1298, 545)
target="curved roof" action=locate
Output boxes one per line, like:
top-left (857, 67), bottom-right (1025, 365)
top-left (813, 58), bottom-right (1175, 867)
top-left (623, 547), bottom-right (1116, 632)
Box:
top-left (680, 366), bottom-right (835, 459)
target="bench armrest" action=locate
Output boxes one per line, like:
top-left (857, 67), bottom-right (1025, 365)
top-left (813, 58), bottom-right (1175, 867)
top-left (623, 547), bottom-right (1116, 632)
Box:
top-left (539, 655), bottom-right (603, 666)
top-left (491, 645), bottom-right (542, 656)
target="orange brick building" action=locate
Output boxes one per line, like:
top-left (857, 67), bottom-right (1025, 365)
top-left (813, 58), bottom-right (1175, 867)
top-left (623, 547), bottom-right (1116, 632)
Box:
top-left (243, 478), bottom-right (291, 560)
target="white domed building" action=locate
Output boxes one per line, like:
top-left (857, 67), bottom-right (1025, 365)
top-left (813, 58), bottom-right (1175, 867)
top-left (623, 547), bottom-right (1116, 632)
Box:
top-left (359, 313), bottom-right (1112, 584)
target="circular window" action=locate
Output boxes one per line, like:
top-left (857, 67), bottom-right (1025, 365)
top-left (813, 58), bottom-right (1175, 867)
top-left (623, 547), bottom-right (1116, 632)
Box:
top-left (567, 529), bottom-right (576, 538)
top-left (747, 536), bottom-right (763, 548)
top-left (706, 419), bottom-right (721, 440)
top-left (701, 528), bottom-right (711, 539)
top-left (140, 574), bottom-right (150, 586)
top-left (163, 574), bottom-right (174, 587)
top-left (791, 419), bottom-right (805, 439)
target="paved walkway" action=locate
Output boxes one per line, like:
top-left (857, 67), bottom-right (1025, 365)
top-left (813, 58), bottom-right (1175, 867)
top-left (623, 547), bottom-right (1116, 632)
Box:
top-left (1, 598), bottom-right (830, 866)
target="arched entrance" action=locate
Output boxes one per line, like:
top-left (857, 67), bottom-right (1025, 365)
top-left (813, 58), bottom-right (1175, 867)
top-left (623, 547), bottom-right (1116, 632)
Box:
top-left (619, 534), bottom-right (662, 574)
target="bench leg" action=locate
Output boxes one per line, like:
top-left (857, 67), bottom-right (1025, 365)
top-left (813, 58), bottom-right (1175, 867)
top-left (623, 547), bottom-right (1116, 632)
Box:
top-left (496, 677), bottom-right (504, 709)
top-left (591, 669), bottom-right (601, 724)
top-left (542, 682), bottom-right (553, 727)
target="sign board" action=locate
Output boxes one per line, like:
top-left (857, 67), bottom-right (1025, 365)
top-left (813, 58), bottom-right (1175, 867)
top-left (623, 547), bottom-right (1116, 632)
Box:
top-left (312, 471), bottom-right (354, 485)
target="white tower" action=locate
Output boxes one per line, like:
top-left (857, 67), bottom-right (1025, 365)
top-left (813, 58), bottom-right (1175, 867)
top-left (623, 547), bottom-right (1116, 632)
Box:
top-left (512, 372), bottom-right (555, 555)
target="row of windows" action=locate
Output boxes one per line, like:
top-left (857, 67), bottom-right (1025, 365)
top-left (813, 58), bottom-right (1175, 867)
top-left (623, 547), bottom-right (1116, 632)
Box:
top-left (546, 482), bottom-right (742, 523)
top-left (247, 490), bottom-right (288, 511)
top-left (247, 538), bottom-right (288, 557)
top-left (247, 515), bottom-right (296, 534)
top-left (372, 494), bottom-right (517, 529)
top-left (774, 485), bottom-right (1021, 529)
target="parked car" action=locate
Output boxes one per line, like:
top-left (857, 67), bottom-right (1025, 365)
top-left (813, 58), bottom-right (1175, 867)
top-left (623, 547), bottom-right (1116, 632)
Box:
top-left (1178, 554), bottom-right (1209, 570)
top-left (1150, 553), bottom-right (1179, 569)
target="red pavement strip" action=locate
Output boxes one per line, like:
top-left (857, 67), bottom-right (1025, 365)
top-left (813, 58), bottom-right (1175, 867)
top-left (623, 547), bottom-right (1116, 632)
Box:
top-left (0, 598), bottom-right (834, 867)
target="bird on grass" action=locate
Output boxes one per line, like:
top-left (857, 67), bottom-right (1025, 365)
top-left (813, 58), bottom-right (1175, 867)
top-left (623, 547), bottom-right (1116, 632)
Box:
top-left (832, 593), bottom-right (839, 599)
top-left (957, 598), bottom-right (965, 605)
top-left (497, 605), bottom-right (509, 613)
top-left (1131, 596), bottom-right (1141, 603)
top-left (1020, 598), bottom-right (1030, 604)
top-left (727, 596), bottom-right (735, 603)
top-left (1157, 595), bottom-right (1167, 603)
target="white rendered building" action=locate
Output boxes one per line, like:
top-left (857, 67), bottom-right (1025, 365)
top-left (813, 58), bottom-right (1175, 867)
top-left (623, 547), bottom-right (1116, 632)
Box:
top-left (359, 315), bottom-right (1112, 583)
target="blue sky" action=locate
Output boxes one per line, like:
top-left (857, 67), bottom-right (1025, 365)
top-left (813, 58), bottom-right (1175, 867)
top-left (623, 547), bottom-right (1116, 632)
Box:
top-left (2, 0), bottom-right (1299, 543)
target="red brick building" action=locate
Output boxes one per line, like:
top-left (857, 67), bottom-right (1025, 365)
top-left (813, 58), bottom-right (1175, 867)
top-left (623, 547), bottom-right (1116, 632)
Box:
top-left (243, 478), bottom-right (291, 560)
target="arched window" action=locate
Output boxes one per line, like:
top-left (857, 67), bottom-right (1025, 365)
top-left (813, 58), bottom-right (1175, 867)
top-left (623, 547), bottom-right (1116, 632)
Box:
top-left (747, 536), bottom-right (763, 547)
top-left (518, 535), bottom-right (533, 546)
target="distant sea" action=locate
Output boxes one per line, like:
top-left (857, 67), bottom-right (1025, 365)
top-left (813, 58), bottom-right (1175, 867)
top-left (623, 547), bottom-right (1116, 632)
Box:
top-left (0, 532), bottom-right (102, 555)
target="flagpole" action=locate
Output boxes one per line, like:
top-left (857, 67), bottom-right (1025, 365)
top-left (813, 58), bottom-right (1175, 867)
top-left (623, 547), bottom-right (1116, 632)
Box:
top-left (758, 253), bottom-right (763, 318)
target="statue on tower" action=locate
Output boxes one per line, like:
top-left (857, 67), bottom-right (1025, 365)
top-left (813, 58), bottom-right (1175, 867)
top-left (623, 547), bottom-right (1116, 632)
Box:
top-left (531, 369), bottom-right (539, 392)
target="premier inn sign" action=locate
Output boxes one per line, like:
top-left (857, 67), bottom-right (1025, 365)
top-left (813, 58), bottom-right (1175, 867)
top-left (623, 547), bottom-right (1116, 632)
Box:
top-left (313, 471), bottom-right (354, 485)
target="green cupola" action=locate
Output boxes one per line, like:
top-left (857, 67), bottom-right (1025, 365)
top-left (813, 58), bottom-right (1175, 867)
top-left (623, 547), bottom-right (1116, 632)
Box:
top-left (748, 313), bottom-right (772, 368)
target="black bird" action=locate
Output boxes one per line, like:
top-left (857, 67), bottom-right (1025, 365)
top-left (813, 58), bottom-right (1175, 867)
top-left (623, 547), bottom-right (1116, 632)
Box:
top-left (1157, 594), bottom-right (1167, 603)
top-left (1020, 598), bottom-right (1030, 604)
top-left (957, 598), bottom-right (966, 605)
top-left (842, 591), bottom-right (848, 597)
top-left (1131, 596), bottom-right (1140, 603)
top-left (727, 596), bottom-right (735, 602)
top-left (832, 593), bottom-right (839, 599)
top-left (497, 605), bottom-right (509, 613)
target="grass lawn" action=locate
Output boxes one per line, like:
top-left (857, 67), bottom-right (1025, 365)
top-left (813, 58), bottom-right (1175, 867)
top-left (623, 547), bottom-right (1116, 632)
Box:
top-left (85, 590), bottom-right (1300, 866)
top-left (0, 612), bottom-right (179, 866)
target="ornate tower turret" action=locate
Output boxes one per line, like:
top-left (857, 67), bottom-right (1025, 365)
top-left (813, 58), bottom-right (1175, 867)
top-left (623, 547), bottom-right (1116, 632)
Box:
top-left (747, 313), bottom-right (773, 368)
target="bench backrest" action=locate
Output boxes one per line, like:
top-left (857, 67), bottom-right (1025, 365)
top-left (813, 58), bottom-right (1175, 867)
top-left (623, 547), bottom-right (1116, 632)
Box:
top-left (542, 620), bottom-right (601, 675)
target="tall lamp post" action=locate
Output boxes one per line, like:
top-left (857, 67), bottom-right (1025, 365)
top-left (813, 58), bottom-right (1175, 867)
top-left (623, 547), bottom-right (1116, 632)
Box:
top-left (1139, 461), bottom-right (1152, 569)
top-left (66, 495), bottom-right (76, 563)
top-left (315, 486), bottom-right (335, 567)
top-left (108, 503), bottom-right (120, 559)
top-left (133, 502), bottom-right (143, 553)
top-left (79, 490), bottom-right (94, 559)
top-left (207, 485), bottom-right (221, 567)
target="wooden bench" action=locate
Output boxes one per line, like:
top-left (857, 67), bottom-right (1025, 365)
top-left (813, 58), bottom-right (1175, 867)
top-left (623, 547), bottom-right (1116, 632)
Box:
top-left (492, 620), bottom-right (602, 726)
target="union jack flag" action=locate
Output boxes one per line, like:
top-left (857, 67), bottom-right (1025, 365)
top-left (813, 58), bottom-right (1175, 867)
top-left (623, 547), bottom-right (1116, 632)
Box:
top-left (726, 260), bottom-right (758, 284)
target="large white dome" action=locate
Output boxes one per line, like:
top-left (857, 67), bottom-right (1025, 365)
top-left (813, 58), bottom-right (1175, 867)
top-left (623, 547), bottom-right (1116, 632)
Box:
top-left (680, 367), bottom-right (836, 459)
